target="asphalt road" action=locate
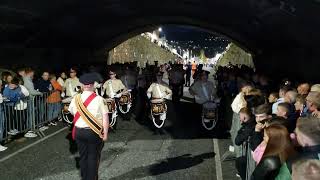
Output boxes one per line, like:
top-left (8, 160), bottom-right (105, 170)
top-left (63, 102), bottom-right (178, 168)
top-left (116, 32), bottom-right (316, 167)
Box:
top-left (0, 85), bottom-right (238, 180)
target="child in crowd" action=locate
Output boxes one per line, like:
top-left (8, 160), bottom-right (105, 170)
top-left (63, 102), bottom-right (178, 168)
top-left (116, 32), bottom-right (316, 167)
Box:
top-left (268, 92), bottom-right (279, 104)
top-left (294, 94), bottom-right (308, 117)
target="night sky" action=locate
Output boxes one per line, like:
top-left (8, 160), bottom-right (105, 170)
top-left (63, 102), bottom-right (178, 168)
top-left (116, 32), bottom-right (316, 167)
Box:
top-left (161, 25), bottom-right (230, 58)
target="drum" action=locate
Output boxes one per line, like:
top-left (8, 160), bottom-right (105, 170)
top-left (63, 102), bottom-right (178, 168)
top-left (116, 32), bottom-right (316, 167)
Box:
top-left (203, 102), bottom-right (217, 119)
top-left (151, 99), bottom-right (167, 114)
top-left (61, 97), bottom-right (73, 124)
top-left (118, 92), bottom-right (131, 105)
top-left (105, 98), bottom-right (116, 112)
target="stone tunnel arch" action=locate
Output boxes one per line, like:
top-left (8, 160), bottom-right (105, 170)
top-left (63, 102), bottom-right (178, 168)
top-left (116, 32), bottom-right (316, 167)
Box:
top-left (1, 0), bottom-right (320, 81)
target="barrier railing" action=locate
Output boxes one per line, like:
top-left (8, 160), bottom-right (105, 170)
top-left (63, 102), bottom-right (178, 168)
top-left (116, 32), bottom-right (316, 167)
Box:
top-left (245, 137), bottom-right (257, 180)
top-left (0, 91), bottom-right (62, 142)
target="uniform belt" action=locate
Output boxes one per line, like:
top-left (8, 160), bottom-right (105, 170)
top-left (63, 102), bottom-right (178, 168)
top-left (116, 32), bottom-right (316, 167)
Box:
top-left (75, 127), bottom-right (91, 130)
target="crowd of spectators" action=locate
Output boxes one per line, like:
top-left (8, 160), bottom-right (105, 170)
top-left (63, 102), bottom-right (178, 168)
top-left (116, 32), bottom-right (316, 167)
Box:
top-left (216, 65), bottom-right (320, 180)
top-left (1, 62), bottom-right (319, 180)
top-left (0, 67), bottom-right (72, 151)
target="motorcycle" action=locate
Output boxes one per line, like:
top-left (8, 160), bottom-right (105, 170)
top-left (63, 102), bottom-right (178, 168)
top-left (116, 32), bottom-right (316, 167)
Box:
top-left (201, 98), bottom-right (220, 130)
top-left (150, 98), bottom-right (167, 128)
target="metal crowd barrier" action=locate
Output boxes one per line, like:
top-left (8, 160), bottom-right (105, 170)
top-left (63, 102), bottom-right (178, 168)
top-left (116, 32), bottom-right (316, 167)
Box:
top-left (245, 137), bottom-right (257, 180)
top-left (0, 91), bottom-right (62, 142)
top-left (33, 92), bottom-right (61, 129)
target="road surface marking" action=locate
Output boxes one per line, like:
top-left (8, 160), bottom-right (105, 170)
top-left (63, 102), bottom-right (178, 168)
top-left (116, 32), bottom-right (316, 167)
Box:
top-left (213, 138), bottom-right (223, 180)
top-left (0, 127), bottom-right (68, 163)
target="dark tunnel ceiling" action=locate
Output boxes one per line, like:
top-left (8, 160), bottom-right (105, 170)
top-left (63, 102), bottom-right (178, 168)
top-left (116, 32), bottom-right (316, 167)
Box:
top-left (1, 0), bottom-right (320, 80)
top-left (1, 0), bottom-right (319, 51)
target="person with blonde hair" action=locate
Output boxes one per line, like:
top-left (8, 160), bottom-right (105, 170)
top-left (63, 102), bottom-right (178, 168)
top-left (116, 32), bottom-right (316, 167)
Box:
top-left (306, 91), bottom-right (320, 118)
top-left (287, 116), bottom-right (320, 172)
top-left (292, 159), bottom-right (320, 180)
top-left (310, 84), bottom-right (320, 93)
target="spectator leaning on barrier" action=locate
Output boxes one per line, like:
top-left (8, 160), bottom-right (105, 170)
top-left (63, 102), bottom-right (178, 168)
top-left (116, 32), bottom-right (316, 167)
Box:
top-left (15, 79), bottom-right (30, 131)
top-left (3, 77), bottom-right (27, 136)
top-left (235, 107), bottom-right (256, 179)
top-left (47, 74), bottom-right (62, 126)
top-left (22, 68), bottom-right (40, 138)
top-left (3, 77), bottom-right (26, 106)
top-left (35, 71), bottom-right (51, 93)
top-left (23, 68), bottom-right (42, 97)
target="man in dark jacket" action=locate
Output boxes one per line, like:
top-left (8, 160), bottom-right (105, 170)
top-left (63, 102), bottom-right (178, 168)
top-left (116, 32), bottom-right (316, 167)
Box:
top-left (287, 116), bottom-right (320, 172)
top-left (249, 104), bottom-right (272, 151)
top-left (235, 107), bottom-right (256, 179)
top-left (35, 71), bottom-right (51, 93)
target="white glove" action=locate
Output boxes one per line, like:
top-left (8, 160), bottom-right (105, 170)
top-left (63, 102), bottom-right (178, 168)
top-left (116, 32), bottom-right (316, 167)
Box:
top-left (165, 94), bottom-right (171, 100)
top-left (61, 92), bottom-right (65, 98)
top-left (94, 82), bottom-right (101, 89)
top-left (110, 93), bottom-right (115, 99)
top-left (147, 93), bottom-right (151, 99)
top-left (115, 93), bottom-right (121, 98)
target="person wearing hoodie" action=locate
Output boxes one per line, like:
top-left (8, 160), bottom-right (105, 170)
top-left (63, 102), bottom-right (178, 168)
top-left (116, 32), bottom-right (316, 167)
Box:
top-left (235, 107), bottom-right (256, 179)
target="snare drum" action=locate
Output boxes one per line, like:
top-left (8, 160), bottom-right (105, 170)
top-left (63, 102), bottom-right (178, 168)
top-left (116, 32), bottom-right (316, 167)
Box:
top-left (151, 99), bottom-right (167, 114)
top-left (105, 98), bottom-right (116, 112)
top-left (62, 97), bottom-right (73, 113)
top-left (119, 92), bottom-right (131, 105)
top-left (61, 97), bottom-right (73, 124)
top-left (203, 102), bottom-right (217, 119)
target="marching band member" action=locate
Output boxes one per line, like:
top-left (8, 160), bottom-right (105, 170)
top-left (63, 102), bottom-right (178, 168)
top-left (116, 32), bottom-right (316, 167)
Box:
top-left (63, 67), bottom-right (82, 98)
top-left (68, 73), bottom-right (109, 180)
top-left (147, 71), bottom-right (172, 121)
top-left (102, 69), bottom-right (127, 98)
top-left (189, 69), bottom-right (217, 104)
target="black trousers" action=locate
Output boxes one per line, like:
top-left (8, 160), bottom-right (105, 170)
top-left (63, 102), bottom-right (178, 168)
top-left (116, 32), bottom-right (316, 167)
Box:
top-left (185, 75), bottom-right (191, 86)
top-left (75, 127), bottom-right (104, 180)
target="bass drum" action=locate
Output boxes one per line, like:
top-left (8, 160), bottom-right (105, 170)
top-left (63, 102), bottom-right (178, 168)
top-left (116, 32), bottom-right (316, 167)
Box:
top-left (105, 98), bottom-right (116, 113)
top-left (105, 98), bottom-right (117, 127)
top-left (202, 102), bottom-right (218, 130)
top-left (150, 99), bottom-right (167, 128)
top-left (151, 99), bottom-right (167, 115)
top-left (118, 92), bottom-right (132, 114)
top-left (118, 92), bottom-right (132, 105)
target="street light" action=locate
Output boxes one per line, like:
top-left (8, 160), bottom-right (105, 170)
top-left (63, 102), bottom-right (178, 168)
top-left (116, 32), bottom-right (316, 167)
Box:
top-left (158, 27), bottom-right (162, 32)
